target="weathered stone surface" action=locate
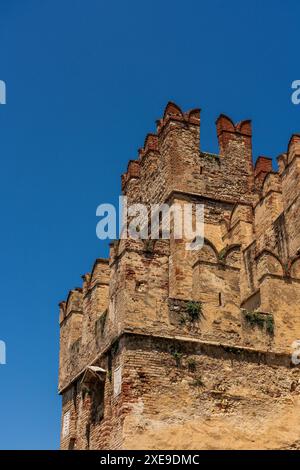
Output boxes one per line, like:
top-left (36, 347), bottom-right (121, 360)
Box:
top-left (58, 102), bottom-right (300, 450)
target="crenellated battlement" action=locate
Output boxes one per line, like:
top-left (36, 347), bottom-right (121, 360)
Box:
top-left (121, 102), bottom-right (259, 206)
top-left (58, 102), bottom-right (300, 450)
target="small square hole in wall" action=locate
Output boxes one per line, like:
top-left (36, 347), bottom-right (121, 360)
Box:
top-left (135, 280), bottom-right (146, 293)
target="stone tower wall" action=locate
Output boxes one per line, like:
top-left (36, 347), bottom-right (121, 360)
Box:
top-left (58, 103), bottom-right (300, 450)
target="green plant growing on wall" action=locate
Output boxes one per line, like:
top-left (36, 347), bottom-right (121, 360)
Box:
top-left (265, 316), bottom-right (275, 335)
top-left (81, 384), bottom-right (92, 398)
top-left (187, 358), bottom-right (197, 372)
top-left (169, 299), bottom-right (203, 328)
top-left (218, 247), bottom-right (227, 263)
top-left (171, 348), bottom-right (183, 367)
top-left (186, 301), bottom-right (202, 321)
top-left (243, 310), bottom-right (265, 328)
top-left (242, 309), bottom-right (274, 336)
top-left (143, 239), bottom-right (155, 253)
top-left (191, 375), bottom-right (204, 387)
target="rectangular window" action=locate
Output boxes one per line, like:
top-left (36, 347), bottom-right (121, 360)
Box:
top-left (62, 410), bottom-right (71, 438)
top-left (113, 365), bottom-right (122, 397)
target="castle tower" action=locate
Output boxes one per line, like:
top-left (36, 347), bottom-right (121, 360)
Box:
top-left (58, 103), bottom-right (300, 450)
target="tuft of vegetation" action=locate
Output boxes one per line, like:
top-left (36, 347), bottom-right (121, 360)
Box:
top-left (191, 375), bottom-right (205, 387)
top-left (243, 310), bottom-right (265, 328)
top-left (186, 301), bottom-right (202, 321)
top-left (242, 309), bottom-right (274, 336)
top-left (169, 299), bottom-right (203, 327)
top-left (144, 239), bottom-right (155, 253)
top-left (81, 384), bottom-right (92, 398)
top-left (170, 347), bottom-right (183, 367)
top-left (218, 247), bottom-right (227, 263)
top-left (265, 316), bottom-right (275, 335)
top-left (187, 358), bottom-right (197, 373)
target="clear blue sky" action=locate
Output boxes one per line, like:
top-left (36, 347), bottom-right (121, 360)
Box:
top-left (0, 0), bottom-right (299, 449)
